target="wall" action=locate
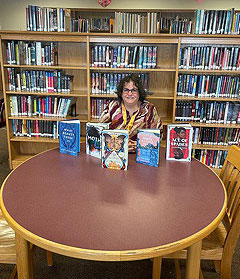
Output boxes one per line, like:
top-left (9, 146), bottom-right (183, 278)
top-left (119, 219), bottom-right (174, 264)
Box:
top-left (0, 0), bottom-right (240, 30)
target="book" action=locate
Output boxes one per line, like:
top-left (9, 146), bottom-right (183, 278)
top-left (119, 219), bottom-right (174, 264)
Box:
top-left (86, 122), bottom-right (110, 158)
top-left (136, 129), bottom-right (161, 167)
top-left (101, 129), bottom-right (128, 170)
top-left (166, 124), bottom-right (193, 162)
top-left (59, 119), bottom-right (80, 156)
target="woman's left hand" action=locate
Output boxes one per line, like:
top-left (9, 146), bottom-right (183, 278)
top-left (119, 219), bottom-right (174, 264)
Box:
top-left (128, 139), bottom-right (136, 153)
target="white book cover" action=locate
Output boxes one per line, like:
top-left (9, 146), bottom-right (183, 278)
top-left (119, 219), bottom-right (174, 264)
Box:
top-left (86, 122), bottom-right (110, 158)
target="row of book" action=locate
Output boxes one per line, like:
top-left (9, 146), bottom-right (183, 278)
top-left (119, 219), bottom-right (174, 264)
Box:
top-left (6, 41), bottom-right (58, 66)
top-left (26, 5), bottom-right (70, 32)
top-left (175, 101), bottom-right (240, 124)
top-left (91, 45), bottom-right (157, 69)
top-left (195, 9), bottom-right (239, 35)
top-left (9, 96), bottom-right (74, 118)
top-left (12, 119), bottom-right (58, 138)
top-left (177, 74), bottom-right (240, 99)
top-left (7, 69), bottom-right (72, 93)
top-left (114, 12), bottom-right (158, 34)
top-left (71, 17), bottom-right (112, 33)
top-left (193, 149), bottom-right (228, 169)
top-left (193, 127), bottom-right (240, 146)
top-left (91, 98), bottom-right (109, 119)
top-left (91, 72), bottom-right (149, 95)
top-left (179, 46), bottom-right (240, 70)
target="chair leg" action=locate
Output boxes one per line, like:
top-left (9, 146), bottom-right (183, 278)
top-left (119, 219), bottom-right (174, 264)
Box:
top-left (174, 259), bottom-right (181, 279)
top-left (213, 260), bottom-right (221, 273)
top-left (9, 265), bottom-right (17, 279)
top-left (199, 267), bottom-right (204, 279)
top-left (152, 257), bottom-right (162, 279)
top-left (47, 251), bottom-right (53, 267)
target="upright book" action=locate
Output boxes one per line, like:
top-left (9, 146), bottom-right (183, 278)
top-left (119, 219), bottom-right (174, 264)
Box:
top-left (166, 124), bottom-right (193, 161)
top-left (101, 129), bottom-right (128, 170)
top-left (86, 122), bottom-right (110, 158)
top-left (59, 119), bottom-right (80, 156)
top-left (136, 129), bottom-right (161, 167)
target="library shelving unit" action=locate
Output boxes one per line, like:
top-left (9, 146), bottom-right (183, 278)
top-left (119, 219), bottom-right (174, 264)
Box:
top-left (1, 8), bottom-right (240, 170)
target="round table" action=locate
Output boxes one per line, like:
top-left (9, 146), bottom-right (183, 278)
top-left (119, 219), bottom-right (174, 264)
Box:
top-left (1, 148), bottom-right (226, 279)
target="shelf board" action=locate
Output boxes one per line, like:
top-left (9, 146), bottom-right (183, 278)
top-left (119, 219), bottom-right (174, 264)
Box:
top-left (4, 64), bottom-right (87, 70)
top-left (6, 90), bottom-right (88, 97)
top-left (90, 94), bottom-right (117, 98)
top-left (10, 137), bottom-right (59, 143)
top-left (90, 94), bottom-right (174, 100)
top-left (178, 69), bottom-right (240, 75)
top-left (192, 144), bottom-right (230, 150)
top-left (147, 95), bottom-right (174, 100)
top-left (176, 96), bottom-right (240, 102)
top-left (90, 67), bottom-right (176, 72)
top-left (8, 114), bottom-right (88, 122)
top-left (161, 117), bottom-right (172, 125)
top-left (175, 122), bottom-right (240, 128)
top-left (10, 136), bottom-right (86, 143)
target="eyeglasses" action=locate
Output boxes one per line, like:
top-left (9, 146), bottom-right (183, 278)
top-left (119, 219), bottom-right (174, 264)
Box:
top-left (123, 88), bottom-right (139, 94)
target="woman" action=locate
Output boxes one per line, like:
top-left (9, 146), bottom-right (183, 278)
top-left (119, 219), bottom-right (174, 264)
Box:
top-left (99, 74), bottom-right (163, 152)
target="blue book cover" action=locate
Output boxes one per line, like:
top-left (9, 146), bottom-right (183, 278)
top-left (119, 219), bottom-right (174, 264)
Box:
top-left (59, 120), bottom-right (80, 156)
top-left (136, 129), bottom-right (161, 167)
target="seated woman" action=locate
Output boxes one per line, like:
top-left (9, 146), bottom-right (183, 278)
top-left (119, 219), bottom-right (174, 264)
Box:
top-left (99, 74), bottom-right (163, 152)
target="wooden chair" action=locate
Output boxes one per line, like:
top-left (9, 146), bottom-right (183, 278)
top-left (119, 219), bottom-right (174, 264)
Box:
top-left (0, 208), bottom-right (17, 279)
top-left (153, 145), bottom-right (240, 279)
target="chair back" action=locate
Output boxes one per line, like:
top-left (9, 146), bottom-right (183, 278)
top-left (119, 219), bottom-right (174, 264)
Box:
top-left (219, 145), bottom-right (240, 232)
top-left (0, 209), bottom-right (16, 264)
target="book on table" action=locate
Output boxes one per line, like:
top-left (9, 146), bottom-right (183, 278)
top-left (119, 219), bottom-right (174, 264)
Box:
top-left (166, 124), bottom-right (193, 162)
top-left (59, 119), bottom-right (80, 156)
top-left (136, 129), bottom-right (161, 167)
top-left (86, 122), bottom-right (110, 158)
top-left (101, 129), bottom-right (128, 170)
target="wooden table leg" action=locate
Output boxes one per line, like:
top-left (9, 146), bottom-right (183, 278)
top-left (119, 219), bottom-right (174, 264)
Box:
top-left (186, 240), bottom-right (202, 279)
top-left (15, 233), bottom-right (34, 279)
top-left (152, 257), bottom-right (162, 279)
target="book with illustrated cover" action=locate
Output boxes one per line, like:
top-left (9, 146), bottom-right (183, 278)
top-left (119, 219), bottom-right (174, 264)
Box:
top-left (86, 122), bottom-right (110, 158)
top-left (136, 129), bottom-right (161, 167)
top-left (166, 124), bottom-right (193, 162)
top-left (101, 129), bottom-right (128, 170)
top-left (59, 119), bottom-right (80, 156)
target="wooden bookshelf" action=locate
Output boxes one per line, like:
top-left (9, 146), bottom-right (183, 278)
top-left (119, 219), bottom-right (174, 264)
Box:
top-left (1, 8), bottom-right (240, 169)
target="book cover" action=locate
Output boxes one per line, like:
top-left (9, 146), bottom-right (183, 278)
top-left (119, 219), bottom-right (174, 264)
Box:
top-left (101, 129), bottom-right (128, 170)
top-left (166, 124), bottom-right (193, 162)
top-left (59, 119), bottom-right (80, 156)
top-left (86, 122), bottom-right (110, 159)
top-left (136, 129), bottom-right (161, 167)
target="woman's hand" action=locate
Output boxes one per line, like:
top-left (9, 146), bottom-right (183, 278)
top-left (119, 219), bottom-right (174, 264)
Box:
top-left (128, 139), bottom-right (136, 153)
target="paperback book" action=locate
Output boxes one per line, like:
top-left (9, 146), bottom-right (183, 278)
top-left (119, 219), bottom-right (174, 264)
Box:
top-left (101, 129), bottom-right (128, 170)
top-left (136, 129), bottom-right (161, 167)
top-left (166, 124), bottom-right (193, 161)
top-left (59, 119), bottom-right (80, 156)
top-left (86, 122), bottom-right (110, 158)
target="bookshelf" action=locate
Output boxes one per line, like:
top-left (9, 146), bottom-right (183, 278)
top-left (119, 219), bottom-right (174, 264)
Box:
top-left (0, 8), bottom-right (240, 170)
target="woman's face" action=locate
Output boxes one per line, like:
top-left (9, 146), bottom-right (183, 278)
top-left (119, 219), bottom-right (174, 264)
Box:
top-left (122, 81), bottom-right (139, 107)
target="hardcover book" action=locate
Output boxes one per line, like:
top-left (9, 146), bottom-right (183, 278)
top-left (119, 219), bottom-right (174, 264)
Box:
top-left (101, 129), bottom-right (128, 170)
top-left (86, 122), bottom-right (110, 158)
top-left (59, 119), bottom-right (80, 156)
top-left (136, 129), bottom-right (161, 167)
top-left (166, 124), bottom-right (193, 162)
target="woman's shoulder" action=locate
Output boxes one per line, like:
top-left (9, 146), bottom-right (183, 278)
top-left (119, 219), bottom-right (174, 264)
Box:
top-left (140, 100), bottom-right (156, 110)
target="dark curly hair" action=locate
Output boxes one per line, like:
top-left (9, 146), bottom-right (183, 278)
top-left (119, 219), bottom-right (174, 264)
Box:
top-left (116, 74), bottom-right (146, 102)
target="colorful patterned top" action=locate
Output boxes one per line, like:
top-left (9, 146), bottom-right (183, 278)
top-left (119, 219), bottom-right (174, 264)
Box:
top-left (99, 100), bottom-right (163, 141)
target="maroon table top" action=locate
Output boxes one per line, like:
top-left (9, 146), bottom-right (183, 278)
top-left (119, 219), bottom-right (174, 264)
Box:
top-left (2, 148), bottom-right (225, 252)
